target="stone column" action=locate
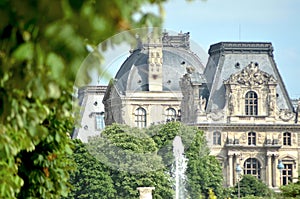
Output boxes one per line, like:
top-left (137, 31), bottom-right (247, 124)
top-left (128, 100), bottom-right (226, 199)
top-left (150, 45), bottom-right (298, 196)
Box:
top-left (228, 155), bottom-right (233, 187)
top-left (267, 154), bottom-right (272, 188)
top-left (273, 155), bottom-right (279, 187)
top-left (137, 187), bottom-right (155, 199)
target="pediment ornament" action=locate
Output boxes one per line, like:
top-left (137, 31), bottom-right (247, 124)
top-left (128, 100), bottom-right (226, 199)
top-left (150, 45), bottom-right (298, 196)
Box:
top-left (207, 109), bottom-right (224, 121)
top-left (225, 62), bottom-right (277, 86)
top-left (279, 109), bottom-right (294, 122)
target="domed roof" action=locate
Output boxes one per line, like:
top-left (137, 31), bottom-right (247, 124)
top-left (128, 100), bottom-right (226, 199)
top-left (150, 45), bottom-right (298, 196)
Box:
top-left (114, 48), bottom-right (204, 94)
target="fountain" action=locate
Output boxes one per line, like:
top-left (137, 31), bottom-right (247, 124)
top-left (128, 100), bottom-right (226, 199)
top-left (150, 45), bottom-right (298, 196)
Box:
top-left (173, 136), bottom-right (187, 199)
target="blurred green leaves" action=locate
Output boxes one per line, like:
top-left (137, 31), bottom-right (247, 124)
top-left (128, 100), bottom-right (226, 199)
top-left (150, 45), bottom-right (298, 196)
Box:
top-left (0, 0), bottom-right (166, 198)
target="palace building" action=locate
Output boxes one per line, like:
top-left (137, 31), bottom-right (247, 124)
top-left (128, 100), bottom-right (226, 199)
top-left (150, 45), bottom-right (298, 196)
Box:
top-left (74, 31), bottom-right (300, 189)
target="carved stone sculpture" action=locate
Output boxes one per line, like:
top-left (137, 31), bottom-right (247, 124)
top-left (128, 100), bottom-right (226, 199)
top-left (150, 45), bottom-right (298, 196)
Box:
top-left (225, 62), bottom-right (277, 86)
top-left (137, 187), bottom-right (155, 199)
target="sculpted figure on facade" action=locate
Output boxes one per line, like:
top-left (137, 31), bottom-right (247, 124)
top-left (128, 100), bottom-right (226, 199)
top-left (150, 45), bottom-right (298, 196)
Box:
top-left (199, 95), bottom-right (207, 113)
top-left (227, 92), bottom-right (235, 115)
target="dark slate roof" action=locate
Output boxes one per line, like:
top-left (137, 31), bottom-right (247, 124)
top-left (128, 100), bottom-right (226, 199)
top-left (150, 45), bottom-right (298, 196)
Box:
top-left (204, 42), bottom-right (293, 112)
top-left (114, 46), bottom-right (205, 93)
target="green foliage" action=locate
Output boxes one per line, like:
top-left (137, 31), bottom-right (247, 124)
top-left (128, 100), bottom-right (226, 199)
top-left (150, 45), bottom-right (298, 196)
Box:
top-left (65, 139), bottom-right (116, 199)
top-left (235, 175), bottom-right (275, 198)
top-left (149, 122), bottom-right (199, 169)
top-left (68, 122), bottom-right (223, 198)
top-left (88, 124), bottom-right (164, 173)
top-left (86, 123), bottom-right (173, 198)
top-left (280, 180), bottom-right (300, 198)
top-left (208, 188), bottom-right (217, 199)
top-left (185, 130), bottom-right (224, 198)
top-left (0, 0), bottom-right (166, 198)
top-left (16, 110), bottom-right (74, 199)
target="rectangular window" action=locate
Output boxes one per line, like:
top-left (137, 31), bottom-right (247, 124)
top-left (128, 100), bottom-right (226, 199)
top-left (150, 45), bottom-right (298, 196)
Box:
top-left (95, 114), bottom-right (105, 130)
top-left (213, 131), bottom-right (221, 145)
top-left (282, 164), bottom-right (293, 185)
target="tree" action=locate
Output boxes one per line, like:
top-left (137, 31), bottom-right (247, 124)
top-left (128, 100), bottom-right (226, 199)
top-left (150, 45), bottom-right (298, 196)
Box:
top-left (234, 175), bottom-right (274, 198)
top-left (185, 129), bottom-right (224, 198)
top-left (65, 139), bottom-right (116, 199)
top-left (280, 180), bottom-right (300, 198)
top-left (0, 0), bottom-right (166, 198)
top-left (72, 122), bottom-right (222, 198)
top-left (87, 123), bottom-right (174, 199)
top-left (148, 122), bottom-right (224, 199)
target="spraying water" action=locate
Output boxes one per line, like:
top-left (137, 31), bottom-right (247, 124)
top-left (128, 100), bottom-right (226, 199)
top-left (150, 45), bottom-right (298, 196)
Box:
top-left (173, 136), bottom-right (187, 199)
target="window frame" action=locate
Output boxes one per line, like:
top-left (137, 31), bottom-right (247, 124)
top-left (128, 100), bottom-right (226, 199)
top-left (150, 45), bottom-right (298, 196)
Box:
top-left (245, 91), bottom-right (258, 116)
top-left (135, 107), bottom-right (147, 128)
top-left (243, 158), bottom-right (261, 179)
top-left (283, 132), bottom-right (292, 146)
top-left (95, 112), bottom-right (105, 130)
top-left (248, 132), bottom-right (256, 146)
top-left (282, 163), bottom-right (293, 185)
top-left (213, 131), bottom-right (221, 145)
top-left (165, 108), bottom-right (176, 122)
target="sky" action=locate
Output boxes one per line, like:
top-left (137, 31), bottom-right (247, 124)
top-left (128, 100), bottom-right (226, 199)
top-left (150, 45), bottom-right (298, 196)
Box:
top-left (86, 0), bottom-right (300, 99)
top-left (162, 0), bottom-right (300, 98)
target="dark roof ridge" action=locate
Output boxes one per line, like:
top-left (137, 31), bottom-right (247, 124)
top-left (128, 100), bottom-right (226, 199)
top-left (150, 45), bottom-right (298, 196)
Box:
top-left (209, 41), bottom-right (274, 56)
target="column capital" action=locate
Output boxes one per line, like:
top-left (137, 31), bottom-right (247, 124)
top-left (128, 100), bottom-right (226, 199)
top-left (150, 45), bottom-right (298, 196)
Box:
top-left (266, 152), bottom-right (276, 157)
top-left (228, 151), bottom-right (240, 156)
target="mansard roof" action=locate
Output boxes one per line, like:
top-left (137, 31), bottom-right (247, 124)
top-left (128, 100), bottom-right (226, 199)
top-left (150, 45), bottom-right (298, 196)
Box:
top-left (204, 42), bottom-right (293, 112)
top-left (112, 32), bottom-right (205, 94)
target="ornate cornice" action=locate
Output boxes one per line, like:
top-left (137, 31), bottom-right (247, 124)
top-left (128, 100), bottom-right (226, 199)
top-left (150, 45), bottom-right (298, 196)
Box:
top-left (78, 85), bottom-right (108, 95)
top-left (195, 123), bottom-right (300, 131)
top-left (208, 42), bottom-right (273, 56)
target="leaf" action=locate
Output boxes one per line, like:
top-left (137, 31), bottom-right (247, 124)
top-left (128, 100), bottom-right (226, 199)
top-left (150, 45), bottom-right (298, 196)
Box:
top-left (12, 42), bottom-right (34, 61)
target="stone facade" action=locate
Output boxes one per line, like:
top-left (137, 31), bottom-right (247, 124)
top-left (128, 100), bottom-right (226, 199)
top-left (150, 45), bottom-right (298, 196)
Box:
top-left (73, 86), bottom-right (107, 142)
top-left (180, 42), bottom-right (300, 188)
top-left (75, 32), bottom-right (300, 189)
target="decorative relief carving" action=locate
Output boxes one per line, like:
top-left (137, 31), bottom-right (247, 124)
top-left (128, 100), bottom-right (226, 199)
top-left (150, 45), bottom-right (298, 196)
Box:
top-left (279, 109), bottom-right (294, 122)
top-left (267, 94), bottom-right (276, 113)
top-left (186, 65), bottom-right (195, 74)
top-left (224, 62), bottom-right (277, 86)
top-left (207, 110), bottom-right (225, 121)
top-left (257, 133), bottom-right (264, 145)
top-left (240, 133), bottom-right (247, 145)
top-left (223, 133), bottom-right (227, 143)
top-left (228, 92), bottom-right (235, 115)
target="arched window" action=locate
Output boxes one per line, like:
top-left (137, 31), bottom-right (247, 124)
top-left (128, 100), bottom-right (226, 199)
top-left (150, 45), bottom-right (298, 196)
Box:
top-left (135, 107), bottom-right (146, 128)
top-left (213, 131), bottom-right (221, 145)
top-left (165, 108), bottom-right (176, 122)
top-left (283, 132), bottom-right (292, 146)
top-left (248, 132), bottom-right (256, 145)
top-left (245, 91), bottom-right (258, 116)
top-left (244, 158), bottom-right (261, 179)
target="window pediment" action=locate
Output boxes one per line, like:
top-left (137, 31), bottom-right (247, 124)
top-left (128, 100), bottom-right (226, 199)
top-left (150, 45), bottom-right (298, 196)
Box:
top-left (224, 62), bottom-right (277, 86)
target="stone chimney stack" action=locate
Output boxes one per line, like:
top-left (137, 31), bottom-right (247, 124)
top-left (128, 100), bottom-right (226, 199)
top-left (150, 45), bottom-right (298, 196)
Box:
top-left (137, 187), bottom-right (155, 199)
top-left (147, 32), bottom-right (163, 92)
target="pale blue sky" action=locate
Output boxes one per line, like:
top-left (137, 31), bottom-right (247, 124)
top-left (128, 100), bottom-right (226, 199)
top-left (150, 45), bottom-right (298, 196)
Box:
top-left (88, 0), bottom-right (299, 98)
top-left (163, 0), bottom-right (300, 98)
